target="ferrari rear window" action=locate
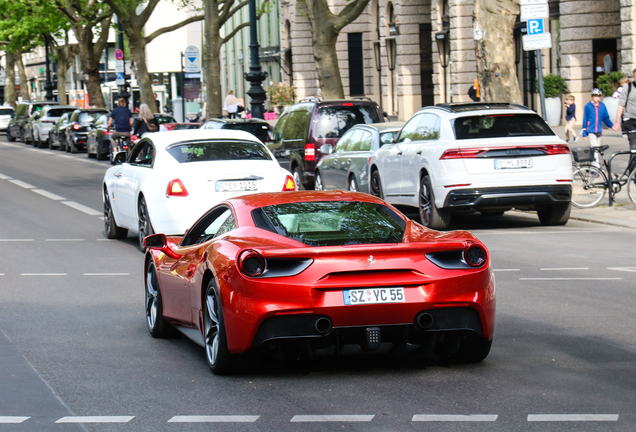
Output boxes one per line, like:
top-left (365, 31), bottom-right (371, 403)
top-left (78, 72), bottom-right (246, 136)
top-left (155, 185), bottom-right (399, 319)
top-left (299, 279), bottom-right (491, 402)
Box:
top-left (252, 201), bottom-right (406, 246)
top-left (453, 113), bottom-right (554, 139)
top-left (167, 140), bottom-right (272, 163)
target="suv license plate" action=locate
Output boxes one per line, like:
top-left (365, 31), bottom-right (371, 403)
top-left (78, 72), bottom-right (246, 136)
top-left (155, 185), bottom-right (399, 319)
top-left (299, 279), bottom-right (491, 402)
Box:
top-left (216, 180), bottom-right (258, 192)
top-left (494, 158), bottom-right (533, 169)
top-left (343, 288), bottom-right (405, 305)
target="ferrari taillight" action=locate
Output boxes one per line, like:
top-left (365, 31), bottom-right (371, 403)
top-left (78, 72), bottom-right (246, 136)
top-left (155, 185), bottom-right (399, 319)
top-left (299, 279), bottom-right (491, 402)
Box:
top-left (464, 242), bottom-right (487, 267)
top-left (305, 144), bottom-right (315, 161)
top-left (72, 123), bottom-right (81, 131)
top-left (238, 249), bottom-right (265, 277)
top-left (282, 175), bottom-right (296, 191)
top-left (167, 179), bottom-right (189, 197)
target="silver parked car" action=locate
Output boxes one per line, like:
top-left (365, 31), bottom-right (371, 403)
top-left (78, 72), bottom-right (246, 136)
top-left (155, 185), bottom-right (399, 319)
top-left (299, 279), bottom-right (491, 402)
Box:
top-left (314, 122), bottom-right (404, 193)
top-left (26, 105), bottom-right (77, 148)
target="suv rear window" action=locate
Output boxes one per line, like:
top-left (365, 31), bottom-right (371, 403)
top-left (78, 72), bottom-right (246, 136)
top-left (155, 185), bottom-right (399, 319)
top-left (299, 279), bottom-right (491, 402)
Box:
top-left (47, 108), bottom-right (76, 117)
top-left (167, 140), bottom-right (272, 163)
top-left (252, 201), bottom-right (406, 246)
top-left (79, 112), bottom-right (105, 124)
top-left (0, 109), bottom-right (13, 115)
top-left (223, 123), bottom-right (271, 142)
top-left (453, 113), bottom-right (554, 139)
top-left (315, 106), bottom-right (380, 139)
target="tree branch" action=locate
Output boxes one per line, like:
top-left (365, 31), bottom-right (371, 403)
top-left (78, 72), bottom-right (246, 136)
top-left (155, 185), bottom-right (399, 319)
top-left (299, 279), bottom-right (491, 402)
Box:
top-left (144, 14), bottom-right (205, 44)
top-left (335, 0), bottom-right (370, 31)
top-left (223, 0), bottom-right (249, 24)
top-left (92, 14), bottom-right (112, 59)
top-left (221, 21), bottom-right (249, 44)
top-left (138, 0), bottom-right (162, 27)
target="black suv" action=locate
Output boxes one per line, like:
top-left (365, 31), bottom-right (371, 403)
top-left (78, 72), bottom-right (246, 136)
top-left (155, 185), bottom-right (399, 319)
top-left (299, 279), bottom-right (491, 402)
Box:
top-left (201, 118), bottom-right (273, 144)
top-left (268, 98), bottom-right (385, 189)
top-left (64, 108), bottom-right (110, 153)
top-left (7, 101), bottom-right (59, 143)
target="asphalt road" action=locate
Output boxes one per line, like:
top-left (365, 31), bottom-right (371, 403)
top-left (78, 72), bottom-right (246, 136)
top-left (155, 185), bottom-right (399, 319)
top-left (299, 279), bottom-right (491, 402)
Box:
top-left (1, 134), bottom-right (635, 432)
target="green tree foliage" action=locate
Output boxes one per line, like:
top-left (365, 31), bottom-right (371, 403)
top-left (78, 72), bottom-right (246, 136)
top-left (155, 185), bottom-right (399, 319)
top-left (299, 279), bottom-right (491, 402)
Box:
top-left (596, 71), bottom-right (626, 97)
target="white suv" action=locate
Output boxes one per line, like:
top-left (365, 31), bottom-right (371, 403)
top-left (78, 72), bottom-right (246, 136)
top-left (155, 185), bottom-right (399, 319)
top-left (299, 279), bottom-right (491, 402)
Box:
top-left (369, 103), bottom-right (573, 230)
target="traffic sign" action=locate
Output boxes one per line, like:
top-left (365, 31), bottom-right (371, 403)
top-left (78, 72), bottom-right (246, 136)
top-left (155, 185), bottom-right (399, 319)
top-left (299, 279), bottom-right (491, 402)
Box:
top-left (520, 0), bottom-right (547, 5)
top-left (526, 19), bottom-right (544, 35)
top-left (520, 3), bottom-right (549, 21)
top-left (115, 60), bottom-right (124, 73)
top-left (116, 72), bottom-right (125, 86)
top-left (522, 33), bottom-right (552, 51)
top-left (184, 46), bottom-right (200, 73)
top-left (115, 49), bottom-right (124, 61)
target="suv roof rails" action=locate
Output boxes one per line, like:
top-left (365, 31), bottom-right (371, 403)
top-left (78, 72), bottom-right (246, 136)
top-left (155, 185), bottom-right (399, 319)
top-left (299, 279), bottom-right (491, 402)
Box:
top-left (352, 97), bottom-right (373, 102)
top-left (299, 96), bottom-right (321, 103)
top-left (434, 102), bottom-right (531, 113)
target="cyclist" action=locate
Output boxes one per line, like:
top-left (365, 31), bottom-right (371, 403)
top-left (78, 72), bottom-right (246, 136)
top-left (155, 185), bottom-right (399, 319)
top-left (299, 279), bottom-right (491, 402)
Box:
top-left (612, 68), bottom-right (636, 151)
top-left (108, 97), bottom-right (133, 157)
top-left (133, 104), bottom-right (160, 138)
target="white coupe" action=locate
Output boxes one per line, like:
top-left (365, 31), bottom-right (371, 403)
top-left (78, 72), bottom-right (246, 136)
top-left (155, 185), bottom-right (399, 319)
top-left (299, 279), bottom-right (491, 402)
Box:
top-left (103, 129), bottom-right (295, 248)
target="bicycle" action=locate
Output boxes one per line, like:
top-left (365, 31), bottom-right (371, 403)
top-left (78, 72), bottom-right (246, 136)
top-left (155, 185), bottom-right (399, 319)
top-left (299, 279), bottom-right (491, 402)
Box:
top-left (571, 145), bottom-right (636, 208)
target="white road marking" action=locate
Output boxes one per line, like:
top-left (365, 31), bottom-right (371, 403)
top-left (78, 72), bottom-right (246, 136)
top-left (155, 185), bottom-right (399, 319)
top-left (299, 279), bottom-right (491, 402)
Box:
top-left (540, 268), bottom-right (589, 271)
top-left (290, 415), bottom-right (374, 422)
top-left (61, 201), bottom-right (101, 216)
top-left (32, 189), bottom-right (66, 200)
top-left (20, 273), bottom-right (67, 276)
top-left (96, 239), bottom-right (115, 241)
top-left (56, 416), bottom-right (134, 423)
top-left (0, 239), bottom-right (33, 242)
top-left (46, 239), bottom-right (85, 242)
top-left (55, 154), bottom-right (74, 159)
top-left (0, 417), bottom-right (29, 423)
top-left (9, 179), bottom-right (36, 189)
top-left (413, 415), bottom-right (498, 422)
top-left (493, 269), bottom-right (520, 272)
top-left (83, 273), bottom-right (129, 276)
top-left (528, 414), bottom-right (618, 422)
top-left (608, 267), bottom-right (636, 272)
top-left (168, 416), bottom-right (259, 423)
top-left (520, 278), bottom-right (622, 281)
top-left (0, 173), bottom-right (12, 180)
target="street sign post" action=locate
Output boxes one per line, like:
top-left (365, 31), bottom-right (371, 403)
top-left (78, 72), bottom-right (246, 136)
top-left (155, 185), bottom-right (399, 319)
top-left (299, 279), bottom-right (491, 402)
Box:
top-left (523, 15), bottom-right (551, 121)
top-left (184, 46), bottom-right (200, 73)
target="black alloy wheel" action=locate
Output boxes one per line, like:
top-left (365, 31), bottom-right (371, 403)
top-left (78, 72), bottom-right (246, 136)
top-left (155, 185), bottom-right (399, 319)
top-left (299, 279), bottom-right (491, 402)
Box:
top-left (204, 280), bottom-right (235, 374)
top-left (145, 261), bottom-right (171, 337)
top-left (370, 169), bottom-right (383, 199)
top-left (419, 175), bottom-right (451, 230)
top-left (104, 188), bottom-right (128, 239)
top-left (6, 128), bottom-right (15, 142)
top-left (138, 196), bottom-right (154, 250)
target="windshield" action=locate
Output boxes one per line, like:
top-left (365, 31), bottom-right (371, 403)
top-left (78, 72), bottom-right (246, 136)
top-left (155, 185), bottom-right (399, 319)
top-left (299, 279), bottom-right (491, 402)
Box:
top-left (252, 201), bottom-right (405, 246)
top-left (315, 105), bottom-right (380, 139)
top-left (167, 140), bottom-right (273, 163)
top-left (47, 108), bottom-right (76, 117)
top-left (78, 112), bottom-right (106, 124)
top-left (453, 114), bottom-right (554, 139)
top-left (223, 123), bottom-right (271, 142)
top-left (0, 109), bottom-right (13, 116)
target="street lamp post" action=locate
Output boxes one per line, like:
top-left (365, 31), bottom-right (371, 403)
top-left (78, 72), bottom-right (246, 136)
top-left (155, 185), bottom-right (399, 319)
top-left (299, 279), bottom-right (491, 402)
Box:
top-left (243, 0), bottom-right (268, 120)
top-left (44, 35), bottom-right (55, 101)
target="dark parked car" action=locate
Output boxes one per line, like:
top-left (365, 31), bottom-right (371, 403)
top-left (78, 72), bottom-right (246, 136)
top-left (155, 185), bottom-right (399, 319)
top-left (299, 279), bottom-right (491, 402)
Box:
top-left (7, 101), bottom-right (59, 143)
top-left (48, 112), bottom-right (72, 150)
top-left (64, 108), bottom-right (109, 153)
top-left (268, 98), bottom-right (385, 189)
top-left (86, 113), bottom-right (113, 160)
top-left (200, 118), bottom-right (273, 144)
top-left (315, 122), bottom-right (404, 193)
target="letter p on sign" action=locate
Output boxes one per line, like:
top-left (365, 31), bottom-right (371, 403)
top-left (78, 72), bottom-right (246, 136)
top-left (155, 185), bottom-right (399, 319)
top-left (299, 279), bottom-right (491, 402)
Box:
top-left (527, 19), bottom-right (544, 35)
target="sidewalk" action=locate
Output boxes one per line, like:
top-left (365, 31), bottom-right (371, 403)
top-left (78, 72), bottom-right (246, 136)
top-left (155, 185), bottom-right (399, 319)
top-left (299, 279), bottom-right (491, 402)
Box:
top-left (551, 125), bottom-right (636, 230)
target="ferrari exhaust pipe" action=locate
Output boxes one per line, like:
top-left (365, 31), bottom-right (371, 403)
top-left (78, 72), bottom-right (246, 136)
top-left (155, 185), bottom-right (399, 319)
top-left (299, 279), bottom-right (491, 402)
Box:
top-left (315, 317), bottom-right (332, 335)
top-left (415, 312), bottom-right (434, 330)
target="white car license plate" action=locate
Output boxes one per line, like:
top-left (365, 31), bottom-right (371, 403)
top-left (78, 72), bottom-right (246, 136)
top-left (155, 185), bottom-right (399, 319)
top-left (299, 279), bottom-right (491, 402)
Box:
top-left (494, 158), bottom-right (533, 169)
top-left (215, 180), bottom-right (258, 192)
top-left (343, 287), bottom-right (405, 305)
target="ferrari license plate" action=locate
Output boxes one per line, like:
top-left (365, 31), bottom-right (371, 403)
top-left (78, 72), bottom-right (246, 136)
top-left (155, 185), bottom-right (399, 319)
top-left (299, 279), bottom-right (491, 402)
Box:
top-left (343, 287), bottom-right (405, 305)
top-left (215, 180), bottom-right (258, 192)
top-left (494, 158), bottom-right (533, 169)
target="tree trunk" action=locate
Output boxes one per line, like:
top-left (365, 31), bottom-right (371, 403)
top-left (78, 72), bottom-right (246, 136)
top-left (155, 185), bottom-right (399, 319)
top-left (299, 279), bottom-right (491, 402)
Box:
top-left (204, 0), bottom-right (223, 119)
top-left (56, 61), bottom-right (69, 105)
top-left (72, 24), bottom-right (107, 108)
top-left (14, 52), bottom-right (30, 101)
top-left (313, 29), bottom-right (344, 99)
top-left (4, 52), bottom-right (16, 107)
top-left (473, 0), bottom-right (521, 103)
top-left (129, 37), bottom-right (157, 113)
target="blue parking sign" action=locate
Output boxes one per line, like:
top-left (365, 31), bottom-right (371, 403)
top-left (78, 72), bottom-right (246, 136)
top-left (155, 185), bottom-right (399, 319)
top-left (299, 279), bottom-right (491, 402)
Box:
top-left (527, 19), bottom-right (544, 35)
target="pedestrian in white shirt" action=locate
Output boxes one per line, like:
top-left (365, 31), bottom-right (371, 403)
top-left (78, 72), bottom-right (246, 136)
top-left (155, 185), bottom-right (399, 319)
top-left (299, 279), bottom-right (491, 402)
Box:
top-left (223, 90), bottom-right (239, 119)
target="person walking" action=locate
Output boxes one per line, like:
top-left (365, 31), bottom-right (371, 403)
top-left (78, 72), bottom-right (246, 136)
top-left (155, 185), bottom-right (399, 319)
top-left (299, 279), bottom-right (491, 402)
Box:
top-left (582, 88), bottom-right (613, 164)
top-left (133, 104), bottom-right (160, 138)
top-left (564, 95), bottom-right (578, 143)
top-left (612, 68), bottom-right (636, 151)
top-left (108, 97), bottom-right (133, 157)
top-left (223, 90), bottom-right (239, 119)
top-left (468, 78), bottom-right (480, 102)
top-left (613, 76), bottom-right (630, 99)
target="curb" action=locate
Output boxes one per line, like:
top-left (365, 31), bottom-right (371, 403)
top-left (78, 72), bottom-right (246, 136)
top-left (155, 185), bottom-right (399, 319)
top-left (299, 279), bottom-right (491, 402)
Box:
top-left (568, 213), bottom-right (636, 230)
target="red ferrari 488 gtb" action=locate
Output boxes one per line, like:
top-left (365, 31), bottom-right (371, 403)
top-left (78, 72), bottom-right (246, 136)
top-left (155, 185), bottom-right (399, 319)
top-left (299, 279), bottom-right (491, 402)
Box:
top-left (143, 191), bottom-right (495, 374)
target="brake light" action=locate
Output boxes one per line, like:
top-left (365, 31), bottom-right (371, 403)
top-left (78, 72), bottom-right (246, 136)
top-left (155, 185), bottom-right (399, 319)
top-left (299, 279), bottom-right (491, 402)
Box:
top-left (237, 249), bottom-right (265, 277)
top-left (542, 144), bottom-right (570, 155)
top-left (305, 143), bottom-right (315, 161)
top-left (167, 179), bottom-right (189, 197)
top-left (343, 103), bottom-right (354, 106)
top-left (440, 144), bottom-right (571, 160)
top-left (104, 130), bottom-right (113, 136)
top-left (72, 123), bottom-right (80, 131)
top-left (464, 242), bottom-right (487, 267)
top-left (282, 175), bottom-right (296, 191)
top-left (444, 183), bottom-right (471, 188)
top-left (440, 148), bottom-right (485, 159)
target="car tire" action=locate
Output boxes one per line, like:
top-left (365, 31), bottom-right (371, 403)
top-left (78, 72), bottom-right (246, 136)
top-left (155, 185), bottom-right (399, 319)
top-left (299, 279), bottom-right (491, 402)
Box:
top-left (348, 175), bottom-right (358, 192)
top-left (292, 167), bottom-right (305, 191)
top-left (7, 129), bottom-right (15, 142)
top-left (315, 171), bottom-right (324, 191)
top-left (204, 280), bottom-right (236, 375)
top-left (96, 142), bottom-right (107, 161)
top-left (48, 137), bottom-right (53, 149)
top-left (104, 188), bottom-right (128, 239)
top-left (20, 128), bottom-right (26, 144)
top-left (70, 140), bottom-right (78, 154)
top-left (138, 196), bottom-right (154, 250)
top-left (145, 260), bottom-right (172, 338)
top-left (369, 169), bottom-right (384, 199)
top-left (419, 175), bottom-right (451, 231)
top-left (537, 202), bottom-right (571, 226)
top-left (32, 131), bottom-right (39, 147)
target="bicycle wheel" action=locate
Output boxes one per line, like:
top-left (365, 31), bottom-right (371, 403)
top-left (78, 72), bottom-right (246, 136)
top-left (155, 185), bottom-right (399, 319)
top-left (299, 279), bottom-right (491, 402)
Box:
top-left (627, 168), bottom-right (636, 206)
top-left (571, 164), bottom-right (608, 208)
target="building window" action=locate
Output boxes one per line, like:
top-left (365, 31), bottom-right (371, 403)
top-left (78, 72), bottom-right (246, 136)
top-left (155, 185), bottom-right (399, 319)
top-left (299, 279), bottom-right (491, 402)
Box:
top-left (348, 33), bottom-right (364, 96)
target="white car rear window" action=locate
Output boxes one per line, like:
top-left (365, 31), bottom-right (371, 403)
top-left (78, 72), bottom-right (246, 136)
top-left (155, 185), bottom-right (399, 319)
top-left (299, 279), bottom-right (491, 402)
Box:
top-left (167, 140), bottom-right (272, 163)
top-left (453, 114), bottom-right (554, 139)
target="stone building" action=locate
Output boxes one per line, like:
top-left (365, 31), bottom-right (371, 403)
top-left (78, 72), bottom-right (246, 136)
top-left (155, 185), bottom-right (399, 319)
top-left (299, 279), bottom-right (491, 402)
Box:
top-left (279, 0), bottom-right (636, 122)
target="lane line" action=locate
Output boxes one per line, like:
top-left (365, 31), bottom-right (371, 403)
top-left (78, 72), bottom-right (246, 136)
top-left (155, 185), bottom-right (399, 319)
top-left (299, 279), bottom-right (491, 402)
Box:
top-left (32, 189), bottom-right (66, 201)
top-left (540, 268), bottom-right (589, 271)
top-left (519, 278), bottom-right (622, 281)
top-left (413, 415), bottom-right (498, 422)
top-left (61, 201), bottom-right (102, 216)
top-left (55, 154), bottom-right (75, 159)
top-left (608, 267), bottom-right (636, 272)
top-left (0, 417), bottom-right (30, 424)
top-left (0, 239), bottom-right (33, 242)
top-left (46, 239), bottom-right (85, 242)
top-left (9, 179), bottom-right (36, 189)
top-left (290, 415), bottom-right (374, 422)
top-left (56, 416), bottom-right (134, 423)
top-left (96, 239), bottom-right (115, 241)
top-left (20, 273), bottom-right (68, 276)
top-left (0, 173), bottom-right (12, 180)
top-left (477, 230), bottom-right (620, 235)
top-left (493, 269), bottom-right (520, 272)
top-left (83, 273), bottom-right (130, 276)
top-left (528, 414), bottom-right (618, 422)
top-left (168, 416), bottom-right (259, 423)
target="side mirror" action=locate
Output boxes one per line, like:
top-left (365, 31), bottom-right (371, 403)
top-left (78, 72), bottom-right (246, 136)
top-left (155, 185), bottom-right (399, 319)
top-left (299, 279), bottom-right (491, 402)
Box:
top-left (144, 233), bottom-right (183, 259)
top-left (114, 151), bottom-right (127, 164)
top-left (383, 111), bottom-right (389, 118)
top-left (320, 144), bottom-right (333, 154)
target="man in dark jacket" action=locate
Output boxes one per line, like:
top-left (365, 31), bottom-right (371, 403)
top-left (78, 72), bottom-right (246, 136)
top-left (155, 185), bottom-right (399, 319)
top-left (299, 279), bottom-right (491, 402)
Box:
top-left (108, 98), bottom-right (133, 155)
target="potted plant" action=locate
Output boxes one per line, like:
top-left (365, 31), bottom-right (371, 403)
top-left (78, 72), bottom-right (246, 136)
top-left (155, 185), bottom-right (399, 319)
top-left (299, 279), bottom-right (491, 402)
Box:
top-left (596, 71), bottom-right (626, 123)
top-left (537, 74), bottom-right (568, 127)
top-left (266, 82), bottom-right (295, 115)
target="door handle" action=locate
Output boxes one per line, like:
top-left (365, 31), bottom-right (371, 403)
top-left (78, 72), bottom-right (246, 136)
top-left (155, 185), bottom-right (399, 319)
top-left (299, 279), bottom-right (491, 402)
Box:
top-left (397, 151), bottom-right (402, 156)
top-left (416, 151), bottom-right (422, 155)
top-left (114, 173), bottom-right (122, 177)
